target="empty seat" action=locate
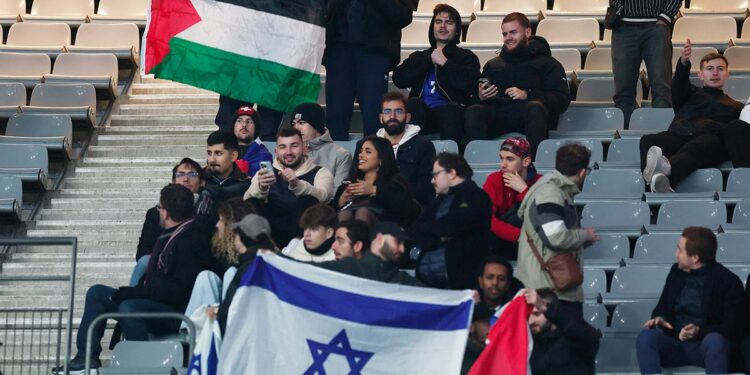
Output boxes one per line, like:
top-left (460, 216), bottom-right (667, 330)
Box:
top-left (645, 168), bottom-right (723, 204)
top-left (67, 23), bottom-right (141, 65)
top-left (723, 199), bottom-right (750, 232)
top-left (0, 0), bottom-right (23, 26)
top-left (619, 107), bottom-right (674, 138)
top-left (734, 18), bottom-right (750, 46)
top-left (400, 20), bottom-right (431, 49)
top-left (432, 140), bottom-right (458, 154)
top-left (729, 265), bottom-right (750, 285)
top-left (0, 52), bottom-right (51, 88)
top-left (101, 340), bottom-right (184, 374)
top-left (464, 140), bottom-right (499, 170)
top-left (0, 174), bottom-right (22, 221)
top-left (671, 46), bottom-right (719, 72)
top-left (583, 234), bottom-right (630, 266)
top-left (575, 77), bottom-right (643, 106)
top-left (337, 140), bottom-right (358, 157)
top-left (413, 0), bottom-right (479, 24)
top-left (630, 233), bottom-right (681, 264)
top-left (536, 18), bottom-right (599, 53)
top-left (717, 232), bottom-right (750, 262)
top-left (464, 19), bottom-right (502, 46)
top-left (534, 139), bottom-right (603, 169)
top-left (0, 22), bottom-right (70, 57)
top-left (22, 0), bottom-right (93, 25)
top-left (583, 303), bottom-right (608, 330)
top-left (583, 268), bottom-right (607, 301)
top-left (580, 201), bottom-right (651, 237)
top-left (551, 107), bottom-right (623, 140)
top-left (605, 265), bottom-right (670, 302)
top-left (596, 336), bottom-right (640, 373)
top-left (472, 170), bottom-right (493, 187)
top-left (720, 168), bottom-right (750, 203)
top-left (598, 138), bottom-right (640, 169)
top-left (474, 0), bottom-right (545, 21)
top-left (543, 0), bottom-right (608, 21)
top-left (44, 53), bottom-right (119, 98)
top-left (0, 82), bottom-right (25, 119)
top-left (651, 200), bottom-right (727, 231)
top-left (574, 47), bottom-right (612, 81)
top-left (575, 169), bottom-right (645, 204)
top-left (672, 16), bottom-right (736, 51)
top-left (610, 301), bottom-right (657, 333)
top-left (722, 76), bottom-right (750, 100)
top-left (683, 0), bottom-right (750, 21)
top-left (89, 0), bottom-right (148, 27)
top-left (473, 49), bottom-right (499, 68)
top-left (0, 113), bottom-right (72, 159)
top-left (723, 46), bottom-right (750, 75)
top-left (0, 143), bottom-right (49, 190)
top-left (22, 83), bottom-right (96, 128)
top-left (550, 48), bottom-right (582, 77)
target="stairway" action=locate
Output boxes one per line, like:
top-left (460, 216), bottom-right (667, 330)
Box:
top-left (0, 77), bottom-right (218, 374)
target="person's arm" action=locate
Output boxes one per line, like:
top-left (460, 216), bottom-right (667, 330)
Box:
top-left (437, 51), bottom-right (481, 100)
top-left (544, 299), bottom-right (601, 363)
top-left (290, 167), bottom-right (334, 203)
top-left (672, 56), bottom-right (697, 112)
top-left (528, 189), bottom-right (590, 252)
top-left (373, 179), bottom-right (418, 220)
top-left (660, 0), bottom-right (681, 24)
top-left (483, 175), bottom-right (522, 242)
top-left (651, 265), bottom-right (679, 322)
top-left (370, 0), bottom-right (414, 29)
top-left (526, 59), bottom-right (570, 115)
top-left (333, 151), bottom-right (353, 188)
top-left (392, 50), bottom-right (433, 89)
top-left (244, 172), bottom-right (269, 200)
top-left (136, 207), bottom-right (161, 261)
top-left (697, 272), bottom-right (745, 341)
top-left (414, 189), bottom-right (491, 239)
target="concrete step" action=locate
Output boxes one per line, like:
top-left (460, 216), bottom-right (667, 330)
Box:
top-left (9, 252), bottom-right (132, 263)
top-left (33, 220), bottom-right (142, 229)
top-left (130, 83), bottom-right (214, 95)
top-left (2, 262), bottom-right (134, 276)
top-left (87, 145), bottom-right (204, 158)
top-left (102, 125), bottom-right (215, 135)
top-left (49, 197), bottom-right (156, 210)
top-left (55, 187), bottom-right (160, 197)
top-left (79, 158), bottom-right (200, 168)
top-left (118, 103), bottom-right (218, 115)
top-left (124, 94), bottom-right (218, 105)
top-left (26, 229), bottom-right (140, 241)
top-left (61, 178), bottom-right (169, 189)
top-left (97, 134), bottom-right (209, 146)
top-left (72, 166), bottom-right (172, 178)
top-left (110, 114), bottom-right (215, 126)
top-left (39, 208), bottom-right (150, 221)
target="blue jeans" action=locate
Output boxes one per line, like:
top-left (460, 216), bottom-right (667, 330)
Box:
top-left (76, 284), bottom-right (178, 360)
top-left (636, 328), bottom-right (729, 374)
top-left (129, 255), bottom-right (150, 287)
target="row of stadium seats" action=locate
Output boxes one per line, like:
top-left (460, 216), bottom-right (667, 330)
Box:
top-left (0, 0), bottom-right (147, 27)
top-left (0, 82), bottom-right (96, 127)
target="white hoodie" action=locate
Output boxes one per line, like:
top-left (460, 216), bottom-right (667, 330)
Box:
top-left (375, 124), bottom-right (422, 157)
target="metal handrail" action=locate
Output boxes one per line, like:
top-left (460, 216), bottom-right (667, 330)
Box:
top-left (85, 312), bottom-right (196, 373)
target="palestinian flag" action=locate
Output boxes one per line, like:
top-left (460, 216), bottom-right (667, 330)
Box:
top-left (143, 0), bottom-right (325, 112)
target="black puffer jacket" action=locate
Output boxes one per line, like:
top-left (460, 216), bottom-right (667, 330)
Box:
top-left (392, 10), bottom-right (480, 106)
top-left (479, 36), bottom-right (570, 115)
top-left (203, 165), bottom-right (251, 204)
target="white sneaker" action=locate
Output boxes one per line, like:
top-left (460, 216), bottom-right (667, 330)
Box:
top-left (651, 173), bottom-right (674, 193)
top-left (643, 146), bottom-right (671, 184)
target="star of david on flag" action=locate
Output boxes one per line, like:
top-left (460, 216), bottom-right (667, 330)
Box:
top-left (304, 329), bottom-right (373, 374)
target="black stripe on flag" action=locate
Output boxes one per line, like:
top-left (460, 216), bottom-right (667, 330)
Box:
top-left (214, 0), bottom-right (327, 27)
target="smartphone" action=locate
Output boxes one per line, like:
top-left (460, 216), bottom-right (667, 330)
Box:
top-left (342, 180), bottom-right (352, 185)
top-left (259, 161), bottom-right (272, 173)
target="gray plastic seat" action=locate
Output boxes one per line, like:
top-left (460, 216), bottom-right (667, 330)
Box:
top-left (22, 83), bottom-right (96, 127)
top-left (0, 174), bottom-right (22, 221)
top-left (619, 107), bottom-right (674, 138)
top-left (717, 233), bottom-right (750, 263)
top-left (337, 140), bottom-right (357, 157)
top-left (575, 169), bottom-right (644, 204)
top-left (728, 266), bottom-right (750, 286)
top-left (432, 140), bottom-right (458, 154)
top-left (573, 47), bottom-right (613, 81)
top-left (631, 233), bottom-right (680, 263)
top-left (550, 107), bottom-right (623, 140)
top-left (44, 53), bottom-right (119, 99)
top-left (583, 268), bottom-right (607, 301)
top-left (534, 139), bottom-right (603, 169)
top-left (464, 140), bottom-right (500, 171)
top-left (723, 76), bottom-right (750, 100)
top-left (581, 201), bottom-right (651, 237)
top-left (605, 265), bottom-right (670, 302)
top-left (574, 77), bottom-right (642, 107)
top-left (0, 113), bottom-right (72, 159)
top-left (610, 301), bottom-right (656, 334)
top-left (720, 168), bottom-right (750, 204)
top-left (650, 200), bottom-right (727, 232)
top-left (583, 303), bottom-right (608, 331)
top-left (645, 168), bottom-right (723, 204)
top-left (67, 23), bottom-right (141, 65)
top-left (596, 336), bottom-right (640, 373)
top-left (722, 199), bottom-right (750, 233)
top-left (584, 234), bottom-right (629, 268)
top-left (598, 138), bottom-right (640, 169)
top-left (472, 170), bottom-right (493, 187)
top-left (0, 82), bottom-right (25, 119)
top-left (100, 340), bottom-right (184, 375)
top-left (0, 143), bottom-right (49, 190)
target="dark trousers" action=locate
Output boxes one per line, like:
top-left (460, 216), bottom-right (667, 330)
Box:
top-left (636, 328), bottom-right (729, 374)
top-left (612, 23), bottom-right (673, 124)
top-left (215, 95), bottom-right (283, 140)
top-left (248, 195), bottom-right (319, 246)
top-left (407, 98), bottom-right (465, 145)
top-left (640, 130), bottom-right (727, 186)
top-left (325, 43), bottom-right (390, 140)
top-left (77, 285), bottom-right (178, 360)
top-left (463, 100), bottom-right (550, 157)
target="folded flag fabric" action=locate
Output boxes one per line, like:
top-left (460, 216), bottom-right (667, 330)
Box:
top-left (469, 292), bottom-right (533, 375)
top-left (187, 305), bottom-right (222, 375)
top-left (218, 253), bottom-right (474, 374)
top-left (144, 0), bottom-right (325, 112)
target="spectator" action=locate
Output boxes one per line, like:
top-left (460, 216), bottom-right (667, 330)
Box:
top-left (392, 4), bottom-right (480, 145)
top-left (641, 45), bottom-right (744, 192)
top-left (52, 184), bottom-right (210, 374)
top-left (291, 102), bottom-right (353, 188)
top-left (205, 131), bottom-right (251, 204)
top-left (483, 137), bottom-right (543, 260)
top-left (375, 91), bottom-right (437, 206)
top-left (281, 204), bottom-right (337, 263)
top-left (463, 12), bottom-right (570, 157)
top-left (332, 136), bottom-right (419, 228)
top-left (477, 255), bottom-right (520, 312)
top-left (332, 219), bottom-right (370, 260)
top-left (323, 0), bottom-right (413, 140)
top-left (608, 0), bottom-right (680, 125)
top-left (516, 144), bottom-right (597, 310)
top-left (411, 153), bottom-right (492, 290)
top-left (244, 127), bottom-right (334, 246)
top-left (525, 288), bottom-right (601, 375)
top-left (636, 227), bottom-right (744, 374)
top-left (214, 96), bottom-right (283, 140)
top-left (232, 106), bottom-right (272, 177)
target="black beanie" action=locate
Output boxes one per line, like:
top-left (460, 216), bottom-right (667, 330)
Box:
top-left (291, 102), bottom-right (325, 135)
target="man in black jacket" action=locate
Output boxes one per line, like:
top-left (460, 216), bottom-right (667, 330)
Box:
top-left (204, 131), bottom-right (251, 203)
top-left (53, 184), bottom-right (211, 374)
top-left (641, 43), bottom-right (744, 193)
top-left (636, 227), bottom-right (744, 374)
top-left (392, 4), bottom-right (480, 145)
top-left (324, 0), bottom-right (414, 140)
top-left (463, 12), bottom-right (570, 157)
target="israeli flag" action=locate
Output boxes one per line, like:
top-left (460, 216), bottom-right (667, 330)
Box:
top-left (218, 253), bottom-right (474, 374)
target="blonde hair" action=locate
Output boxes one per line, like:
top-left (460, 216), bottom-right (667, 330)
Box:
top-left (211, 198), bottom-right (256, 265)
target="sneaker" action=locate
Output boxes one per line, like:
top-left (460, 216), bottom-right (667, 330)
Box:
top-left (651, 173), bottom-right (674, 193)
top-left (643, 146), bottom-right (671, 183)
top-left (51, 356), bottom-right (100, 375)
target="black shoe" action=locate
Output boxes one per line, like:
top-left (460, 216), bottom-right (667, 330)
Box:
top-left (51, 356), bottom-right (101, 375)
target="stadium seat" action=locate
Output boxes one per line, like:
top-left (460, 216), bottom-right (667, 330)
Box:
top-left (583, 268), bottom-right (607, 301)
top-left (413, 0), bottom-right (479, 25)
top-left (0, 143), bottom-right (49, 190)
top-left (580, 201), bottom-right (650, 237)
top-left (22, 0), bottom-right (93, 25)
top-left (88, 0), bottom-right (148, 27)
top-left (597, 138), bottom-right (640, 170)
top-left (551, 107), bottom-right (623, 140)
top-left (722, 76), bottom-right (750, 100)
top-left (432, 140), bottom-right (458, 154)
top-left (535, 18), bottom-right (599, 53)
top-left (734, 18), bottom-right (750, 46)
top-left (543, 0), bottom-right (608, 21)
top-left (720, 168), bottom-right (750, 204)
top-left (474, 0), bottom-right (545, 22)
top-left (583, 303), bottom-right (608, 330)
top-left (596, 336), bottom-right (640, 373)
top-left (574, 77), bottom-right (643, 107)
top-left (609, 301), bottom-right (657, 334)
top-left (0, 174), bottom-right (22, 222)
top-left (605, 265), bottom-right (670, 302)
top-left (618, 107), bottom-right (674, 138)
top-left (337, 140), bottom-right (357, 157)
top-left (21, 83), bottom-right (96, 128)
top-left (644, 168), bottom-right (723, 204)
top-left (729, 265), bottom-right (750, 285)
top-left (671, 46), bottom-right (718, 73)
top-left (473, 49), bottom-right (499, 68)
top-left (629, 233), bottom-right (680, 265)
top-left (0, 113), bottom-right (72, 159)
top-left (463, 19), bottom-right (502, 48)
top-left (583, 234), bottom-right (629, 268)
top-left (573, 47), bottom-right (612, 81)
top-left (472, 170), bottom-right (492, 187)
top-left (682, 0), bottom-right (750, 22)
top-left (0, 82), bottom-right (25, 119)
top-left (400, 20), bottom-right (431, 50)
top-left (101, 340), bottom-right (184, 375)
top-left (464, 140), bottom-right (498, 171)
top-left (0, 0), bottom-right (23, 26)
top-left (0, 22), bottom-right (70, 57)
top-left (67, 23), bottom-right (141, 66)
top-left (594, 28), bottom-right (612, 48)
top-left (722, 199), bottom-right (750, 232)
top-left (550, 48), bottom-right (582, 79)
top-left (263, 141), bottom-right (276, 152)
top-left (44, 53), bottom-right (119, 98)
top-left (717, 233), bottom-right (750, 263)
top-left (650, 200), bottom-right (727, 232)
top-left (0, 52), bottom-right (50, 89)
top-left (575, 169), bottom-right (645, 204)
top-left (723, 46), bottom-right (750, 76)
top-left (672, 16), bottom-right (736, 51)
top-left (534, 139), bottom-right (603, 169)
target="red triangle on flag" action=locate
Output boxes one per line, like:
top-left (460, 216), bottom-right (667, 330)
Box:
top-left (145, 0), bottom-right (202, 73)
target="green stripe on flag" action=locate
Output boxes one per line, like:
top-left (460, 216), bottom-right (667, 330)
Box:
top-left (150, 37), bottom-right (320, 112)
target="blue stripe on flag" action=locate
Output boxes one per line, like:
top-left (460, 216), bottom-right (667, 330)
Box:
top-left (240, 257), bottom-right (472, 331)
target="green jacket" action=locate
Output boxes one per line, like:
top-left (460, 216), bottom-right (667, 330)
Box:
top-left (516, 170), bottom-right (589, 302)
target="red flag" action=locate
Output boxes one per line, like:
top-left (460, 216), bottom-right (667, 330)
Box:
top-left (144, 0), bottom-right (202, 73)
top-left (469, 293), bottom-right (533, 375)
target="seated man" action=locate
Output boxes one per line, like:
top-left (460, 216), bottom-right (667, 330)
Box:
top-left (232, 106), bottom-right (272, 177)
top-left (53, 184), bottom-right (210, 374)
top-left (483, 137), bottom-right (542, 260)
top-left (205, 131), bottom-right (251, 204)
top-left (331, 219), bottom-right (370, 260)
top-left (281, 204), bottom-right (337, 263)
top-left (642, 41), bottom-right (744, 192)
top-left (463, 12), bottom-right (570, 157)
top-left (636, 226), bottom-right (744, 374)
top-left (392, 3), bottom-right (479, 145)
top-left (375, 91), bottom-right (436, 206)
top-left (244, 127), bottom-right (334, 246)
top-left (291, 102), bottom-right (352, 188)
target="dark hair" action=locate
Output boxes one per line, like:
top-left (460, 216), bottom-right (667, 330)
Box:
top-left (346, 136), bottom-right (405, 188)
top-left (381, 91), bottom-right (409, 110)
top-left (433, 3), bottom-right (461, 25)
top-left (276, 126), bottom-right (303, 142)
top-left (299, 203), bottom-right (338, 229)
top-left (335, 219), bottom-right (371, 251)
top-left (159, 184), bottom-right (194, 222)
top-left (217, 198), bottom-right (256, 224)
top-left (171, 157), bottom-right (204, 182)
top-left (207, 131), bottom-right (239, 152)
top-left (502, 12), bottom-right (531, 29)
top-left (699, 52), bottom-right (728, 69)
top-left (478, 255), bottom-right (514, 279)
top-left (435, 152), bottom-right (473, 179)
top-left (682, 226), bottom-right (717, 264)
top-left (536, 288), bottom-right (558, 305)
top-left (555, 143), bottom-right (591, 176)
top-left (236, 230), bottom-right (277, 253)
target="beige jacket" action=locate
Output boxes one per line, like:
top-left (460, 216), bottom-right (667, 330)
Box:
top-left (243, 157), bottom-right (334, 203)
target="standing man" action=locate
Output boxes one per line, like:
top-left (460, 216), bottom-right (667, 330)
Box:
top-left (324, 0), bottom-right (414, 140)
top-left (608, 0), bottom-right (681, 124)
top-left (232, 106), bottom-right (272, 177)
top-left (392, 4), bottom-right (480, 145)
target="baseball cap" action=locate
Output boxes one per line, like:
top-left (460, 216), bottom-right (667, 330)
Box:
top-left (231, 214), bottom-right (272, 241)
top-left (500, 137), bottom-right (531, 159)
top-left (371, 221), bottom-right (411, 242)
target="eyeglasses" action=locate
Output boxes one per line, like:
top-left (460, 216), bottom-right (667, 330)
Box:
top-left (155, 204), bottom-right (162, 210)
top-left (431, 169), bottom-right (446, 177)
top-left (175, 171), bottom-right (200, 179)
top-left (382, 108), bottom-right (405, 116)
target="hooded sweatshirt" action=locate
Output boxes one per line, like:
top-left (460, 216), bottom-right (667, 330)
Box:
top-left (376, 124), bottom-right (436, 206)
top-left (282, 236), bottom-right (336, 263)
top-left (244, 157), bottom-right (334, 204)
top-left (306, 129), bottom-right (353, 188)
